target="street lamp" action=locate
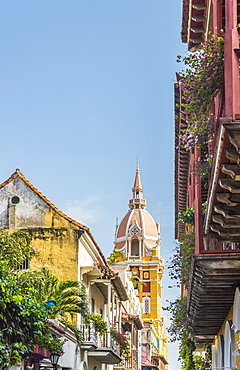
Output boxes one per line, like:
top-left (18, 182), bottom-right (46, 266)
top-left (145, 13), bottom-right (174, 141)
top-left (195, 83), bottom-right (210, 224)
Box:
top-left (50, 353), bottom-right (60, 370)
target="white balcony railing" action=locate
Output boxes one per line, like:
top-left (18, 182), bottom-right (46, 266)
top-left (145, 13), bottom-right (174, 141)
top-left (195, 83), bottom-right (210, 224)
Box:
top-left (97, 332), bottom-right (121, 357)
top-left (80, 323), bottom-right (97, 348)
top-left (80, 324), bottom-right (121, 357)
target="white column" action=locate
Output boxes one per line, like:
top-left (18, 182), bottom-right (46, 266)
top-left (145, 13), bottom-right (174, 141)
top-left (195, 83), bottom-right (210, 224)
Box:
top-left (111, 290), bottom-right (115, 324)
top-left (107, 283), bottom-right (111, 347)
top-left (116, 296), bottom-right (119, 329)
top-left (83, 350), bottom-right (88, 367)
top-left (118, 301), bottom-right (122, 331)
top-left (127, 237), bottom-right (131, 257)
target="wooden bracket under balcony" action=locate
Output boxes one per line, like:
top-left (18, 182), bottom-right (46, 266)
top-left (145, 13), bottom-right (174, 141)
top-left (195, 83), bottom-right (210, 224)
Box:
top-left (216, 192), bottom-right (240, 206)
top-left (225, 147), bottom-right (240, 164)
top-left (191, 15), bottom-right (206, 22)
top-left (214, 203), bottom-right (240, 217)
top-left (221, 163), bottom-right (240, 180)
top-left (192, 3), bottom-right (207, 10)
top-left (223, 123), bottom-right (240, 153)
top-left (189, 37), bottom-right (203, 44)
top-left (210, 224), bottom-right (240, 237)
top-left (212, 214), bottom-right (240, 227)
top-left (191, 27), bottom-right (205, 33)
top-left (219, 178), bottom-right (240, 193)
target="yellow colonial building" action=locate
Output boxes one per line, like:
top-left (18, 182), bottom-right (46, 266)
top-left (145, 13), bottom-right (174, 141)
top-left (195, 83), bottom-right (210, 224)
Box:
top-left (0, 169), bottom-right (128, 370)
top-left (114, 168), bottom-right (168, 370)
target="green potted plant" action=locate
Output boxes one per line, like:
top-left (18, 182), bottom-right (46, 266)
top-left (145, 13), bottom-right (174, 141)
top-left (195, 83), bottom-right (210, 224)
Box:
top-left (84, 313), bottom-right (107, 334)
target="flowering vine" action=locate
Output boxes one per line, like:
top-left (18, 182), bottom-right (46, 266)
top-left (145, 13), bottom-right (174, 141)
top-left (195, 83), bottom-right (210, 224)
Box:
top-left (164, 297), bottom-right (207, 370)
top-left (110, 328), bottom-right (130, 356)
top-left (177, 35), bottom-right (224, 150)
top-left (178, 207), bottom-right (194, 226)
top-left (168, 232), bottom-right (194, 288)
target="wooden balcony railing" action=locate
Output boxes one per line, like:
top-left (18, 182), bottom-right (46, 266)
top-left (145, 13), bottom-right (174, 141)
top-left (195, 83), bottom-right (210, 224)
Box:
top-left (201, 239), bottom-right (240, 253)
top-left (115, 349), bottom-right (138, 369)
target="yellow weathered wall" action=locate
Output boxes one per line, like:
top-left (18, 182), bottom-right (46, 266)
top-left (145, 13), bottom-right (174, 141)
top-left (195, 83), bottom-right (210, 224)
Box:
top-left (27, 208), bottom-right (79, 281)
top-left (213, 306), bottom-right (240, 370)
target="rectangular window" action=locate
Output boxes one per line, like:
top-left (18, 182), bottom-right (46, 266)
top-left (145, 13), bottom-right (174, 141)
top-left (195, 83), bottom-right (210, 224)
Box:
top-left (91, 298), bottom-right (95, 313)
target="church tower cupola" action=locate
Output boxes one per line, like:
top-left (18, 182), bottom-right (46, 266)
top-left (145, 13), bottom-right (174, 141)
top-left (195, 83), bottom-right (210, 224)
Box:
top-left (129, 168), bottom-right (146, 209)
top-left (115, 168), bottom-right (161, 258)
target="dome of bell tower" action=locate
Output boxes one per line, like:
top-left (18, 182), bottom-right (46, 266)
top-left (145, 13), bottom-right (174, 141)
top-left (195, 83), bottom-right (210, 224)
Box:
top-left (114, 168), bottom-right (160, 257)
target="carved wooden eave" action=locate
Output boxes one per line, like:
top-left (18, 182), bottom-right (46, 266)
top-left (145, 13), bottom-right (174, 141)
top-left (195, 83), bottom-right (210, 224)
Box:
top-left (188, 253), bottom-right (240, 342)
top-left (216, 192), bottom-right (240, 206)
top-left (204, 121), bottom-right (240, 242)
top-left (174, 81), bottom-right (190, 239)
top-left (204, 121), bottom-right (240, 241)
top-left (221, 163), bottom-right (240, 180)
top-left (181, 0), bottom-right (209, 50)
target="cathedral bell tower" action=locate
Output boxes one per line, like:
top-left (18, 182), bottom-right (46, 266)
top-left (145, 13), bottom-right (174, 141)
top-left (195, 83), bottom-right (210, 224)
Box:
top-left (114, 168), bottom-right (168, 366)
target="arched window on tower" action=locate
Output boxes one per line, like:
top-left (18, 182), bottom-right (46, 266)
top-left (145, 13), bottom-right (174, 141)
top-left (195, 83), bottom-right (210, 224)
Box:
top-left (131, 240), bottom-right (139, 256)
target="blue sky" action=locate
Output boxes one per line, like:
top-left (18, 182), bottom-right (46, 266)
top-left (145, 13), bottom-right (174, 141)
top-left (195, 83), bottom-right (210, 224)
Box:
top-left (0, 1), bottom-right (187, 368)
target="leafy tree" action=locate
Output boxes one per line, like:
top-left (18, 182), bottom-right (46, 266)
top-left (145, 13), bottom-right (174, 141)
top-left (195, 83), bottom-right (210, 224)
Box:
top-left (18, 267), bottom-right (89, 320)
top-left (107, 250), bottom-right (124, 265)
top-left (0, 261), bottom-right (54, 369)
top-left (0, 229), bottom-right (34, 269)
top-left (0, 229), bottom-right (88, 367)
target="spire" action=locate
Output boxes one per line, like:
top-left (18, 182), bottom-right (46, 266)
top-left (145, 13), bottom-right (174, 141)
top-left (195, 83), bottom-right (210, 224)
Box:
top-left (129, 168), bottom-right (146, 209)
top-left (133, 168), bottom-right (142, 189)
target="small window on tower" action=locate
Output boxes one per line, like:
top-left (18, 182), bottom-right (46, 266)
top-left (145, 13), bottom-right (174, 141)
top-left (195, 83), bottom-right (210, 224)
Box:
top-left (136, 192), bottom-right (139, 199)
top-left (143, 297), bottom-right (150, 314)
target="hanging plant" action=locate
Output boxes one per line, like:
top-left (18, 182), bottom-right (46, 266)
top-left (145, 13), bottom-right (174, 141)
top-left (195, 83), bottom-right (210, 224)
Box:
top-left (168, 232), bottom-right (194, 288)
top-left (164, 299), bottom-right (206, 370)
top-left (163, 297), bottom-right (188, 342)
top-left (110, 328), bottom-right (130, 356)
top-left (84, 313), bottom-right (107, 334)
top-left (177, 35), bottom-right (224, 150)
top-left (178, 207), bottom-right (194, 226)
top-left (37, 334), bottom-right (67, 355)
